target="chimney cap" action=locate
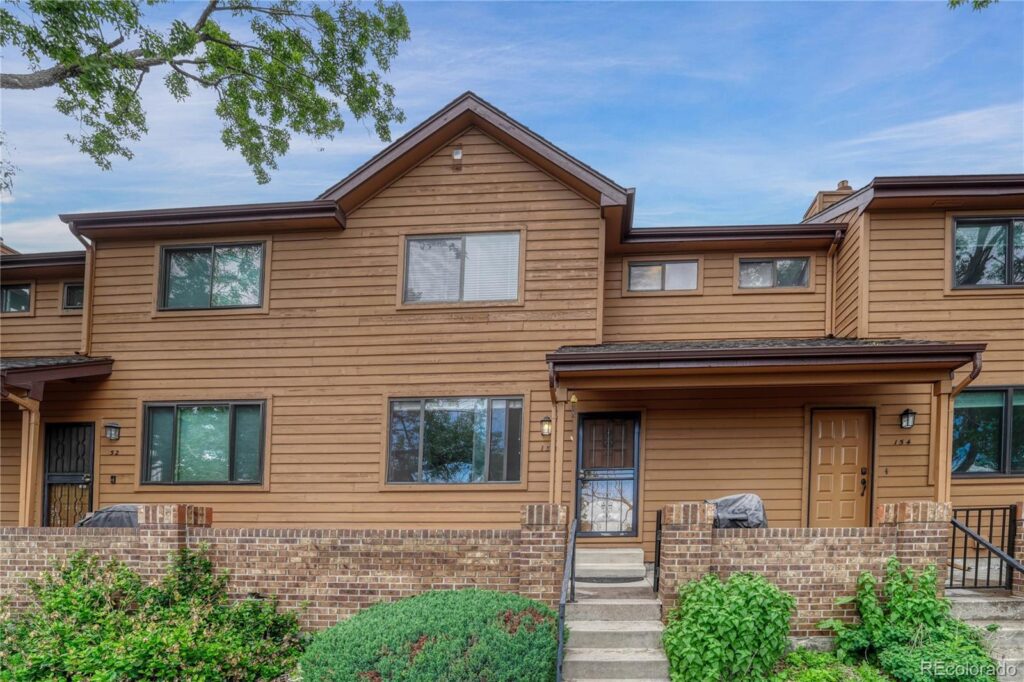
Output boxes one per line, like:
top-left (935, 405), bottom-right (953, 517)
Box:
top-left (837, 180), bottom-right (852, 191)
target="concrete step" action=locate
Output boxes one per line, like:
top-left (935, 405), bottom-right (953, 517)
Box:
top-left (563, 648), bottom-right (669, 680)
top-left (576, 548), bottom-right (645, 566)
top-left (949, 594), bottom-right (1024, 621)
top-left (566, 620), bottom-right (664, 649)
top-left (991, 658), bottom-right (1023, 682)
top-left (576, 563), bottom-right (647, 580)
top-left (575, 580), bottom-right (657, 601)
top-left (966, 620), bottom-right (1024, 657)
top-left (566, 599), bottom-right (663, 622)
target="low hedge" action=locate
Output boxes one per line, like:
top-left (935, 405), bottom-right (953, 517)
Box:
top-left (299, 589), bottom-right (557, 682)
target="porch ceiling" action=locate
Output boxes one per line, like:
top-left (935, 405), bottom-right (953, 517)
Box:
top-left (1, 355), bottom-right (113, 401)
top-left (546, 338), bottom-right (985, 389)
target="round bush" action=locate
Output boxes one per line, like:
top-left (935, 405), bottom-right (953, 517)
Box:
top-left (299, 589), bottom-right (557, 682)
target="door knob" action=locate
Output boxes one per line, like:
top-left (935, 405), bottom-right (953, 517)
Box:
top-left (82, 475), bottom-right (92, 484)
top-left (860, 478), bottom-right (867, 496)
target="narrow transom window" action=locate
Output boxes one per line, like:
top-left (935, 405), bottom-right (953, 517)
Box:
top-left (953, 388), bottom-right (1024, 476)
top-left (404, 232), bottom-right (520, 303)
top-left (738, 257), bottom-right (810, 289)
top-left (62, 282), bottom-right (84, 310)
top-left (388, 397), bottom-right (523, 483)
top-left (160, 242), bottom-right (265, 310)
top-left (142, 401), bottom-right (265, 484)
top-left (953, 219), bottom-right (1024, 288)
top-left (628, 260), bottom-right (699, 292)
top-left (1, 283), bottom-right (31, 313)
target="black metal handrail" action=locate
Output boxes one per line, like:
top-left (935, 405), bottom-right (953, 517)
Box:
top-left (653, 509), bottom-right (663, 593)
top-left (949, 512), bottom-right (1022, 589)
top-left (556, 518), bottom-right (579, 682)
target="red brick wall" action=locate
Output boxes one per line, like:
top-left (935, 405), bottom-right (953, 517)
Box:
top-left (657, 501), bottom-right (952, 637)
top-left (0, 503), bottom-right (568, 630)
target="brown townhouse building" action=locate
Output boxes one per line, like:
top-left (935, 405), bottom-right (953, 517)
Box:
top-left (1, 93), bottom-right (1022, 559)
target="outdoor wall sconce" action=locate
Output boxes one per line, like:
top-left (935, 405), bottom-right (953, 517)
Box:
top-left (899, 409), bottom-right (917, 430)
top-left (104, 422), bottom-right (121, 441)
top-left (451, 144), bottom-right (463, 171)
top-left (540, 416), bottom-right (553, 437)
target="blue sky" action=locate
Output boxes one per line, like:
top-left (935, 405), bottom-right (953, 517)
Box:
top-left (2, 1), bottom-right (1022, 252)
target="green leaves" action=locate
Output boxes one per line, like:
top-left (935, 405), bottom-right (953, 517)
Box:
top-left (0, 547), bottom-right (305, 681)
top-left (663, 573), bottom-right (796, 682)
top-left (298, 589), bottom-right (558, 681)
top-left (0, 0), bottom-right (410, 184)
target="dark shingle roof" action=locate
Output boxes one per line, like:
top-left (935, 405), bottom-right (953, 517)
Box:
top-left (1, 355), bottom-right (108, 372)
top-left (551, 338), bottom-right (958, 355)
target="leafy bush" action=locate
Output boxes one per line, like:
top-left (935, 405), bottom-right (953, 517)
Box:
top-left (820, 558), bottom-right (996, 682)
top-left (299, 589), bottom-right (557, 681)
top-left (0, 548), bottom-right (304, 681)
top-left (663, 573), bottom-right (796, 682)
top-left (771, 649), bottom-right (890, 682)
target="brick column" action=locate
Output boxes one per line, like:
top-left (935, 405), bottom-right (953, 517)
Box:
top-left (658, 502), bottom-right (715, 616)
top-left (518, 503), bottom-right (568, 606)
top-left (135, 504), bottom-right (213, 579)
top-left (877, 501), bottom-right (951, 591)
top-left (1013, 502), bottom-right (1023, 598)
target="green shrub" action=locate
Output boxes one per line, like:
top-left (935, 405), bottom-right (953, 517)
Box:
top-left (0, 548), bottom-right (304, 681)
top-left (820, 558), bottom-right (996, 682)
top-left (663, 573), bottom-right (796, 682)
top-left (298, 589), bottom-right (557, 682)
top-left (770, 649), bottom-right (890, 682)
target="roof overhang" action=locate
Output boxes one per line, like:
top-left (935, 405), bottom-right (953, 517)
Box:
top-left (1, 357), bottom-right (113, 401)
top-left (60, 200), bottom-right (345, 240)
top-left (609, 220), bottom-right (847, 254)
top-left (547, 340), bottom-right (985, 390)
top-left (0, 250), bottom-right (86, 279)
top-left (805, 174), bottom-right (1024, 223)
top-left (317, 91), bottom-right (630, 214)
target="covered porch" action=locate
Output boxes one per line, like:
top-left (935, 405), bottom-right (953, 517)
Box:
top-left (545, 338), bottom-right (984, 558)
top-left (1, 356), bottom-right (113, 527)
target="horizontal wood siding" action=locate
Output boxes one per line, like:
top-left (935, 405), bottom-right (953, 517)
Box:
top-left (602, 251), bottom-right (828, 341)
top-left (0, 278), bottom-right (81, 357)
top-left (37, 127), bottom-right (602, 528)
top-left (561, 383), bottom-right (937, 558)
top-left (833, 211), bottom-right (862, 337)
top-left (0, 402), bottom-right (21, 526)
top-left (866, 209), bottom-right (1024, 507)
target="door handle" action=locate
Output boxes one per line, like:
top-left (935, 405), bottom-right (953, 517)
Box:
top-left (860, 478), bottom-right (867, 497)
top-left (81, 475), bottom-right (92, 484)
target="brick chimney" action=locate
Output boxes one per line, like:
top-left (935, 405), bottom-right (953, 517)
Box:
top-left (803, 180), bottom-right (854, 220)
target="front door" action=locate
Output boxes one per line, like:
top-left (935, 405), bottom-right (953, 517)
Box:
top-left (576, 412), bottom-right (640, 537)
top-left (809, 410), bottom-right (872, 527)
top-left (42, 423), bottom-right (94, 527)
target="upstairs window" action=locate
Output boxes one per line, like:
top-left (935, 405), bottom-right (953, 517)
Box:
top-left (62, 282), bottom-right (84, 310)
top-left (953, 219), bottom-right (1024, 288)
top-left (1, 283), bottom-right (31, 313)
top-left (404, 232), bottom-right (520, 304)
top-left (143, 401), bottom-right (265, 484)
top-left (953, 388), bottom-right (1024, 476)
top-left (628, 260), bottom-right (699, 292)
top-left (738, 257), bottom-right (810, 289)
top-left (160, 242), bottom-right (265, 310)
top-left (388, 397), bottom-right (523, 484)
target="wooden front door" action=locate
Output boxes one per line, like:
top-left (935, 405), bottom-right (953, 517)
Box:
top-left (809, 410), bottom-right (872, 527)
top-left (576, 413), bottom-right (640, 537)
top-left (43, 423), bottom-right (94, 527)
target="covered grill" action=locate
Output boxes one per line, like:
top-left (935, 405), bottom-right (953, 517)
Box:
top-left (706, 493), bottom-right (767, 528)
top-left (75, 504), bottom-right (140, 528)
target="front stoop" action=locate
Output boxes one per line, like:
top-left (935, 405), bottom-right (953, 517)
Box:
top-left (949, 590), bottom-right (1024, 682)
top-left (563, 551), bottom-right (669, 682)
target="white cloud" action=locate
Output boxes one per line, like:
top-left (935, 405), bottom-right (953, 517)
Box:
top-left (0, 216), bottom-right (79, 252)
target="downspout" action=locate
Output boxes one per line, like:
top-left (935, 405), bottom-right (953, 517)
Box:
top-left (824, 229), bottom-right (842, 337)
top-left (951, 351), bottom-right (983, 399)
top-left (69, 221), bottom-right (95, 356)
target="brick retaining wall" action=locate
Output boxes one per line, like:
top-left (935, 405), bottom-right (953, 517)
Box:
top-left (0, 503), bottom-right (568, 630)
top-left (657, 500), bottom-right (952, 637)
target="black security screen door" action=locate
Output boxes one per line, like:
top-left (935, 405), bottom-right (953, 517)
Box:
top-left (576, 413), bottom-right (640, 537)
top-left (43, 423), bottom-right (94, 527)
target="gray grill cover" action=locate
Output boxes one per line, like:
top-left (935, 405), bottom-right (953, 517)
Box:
top-left (706, 493), bottom-right (767, 529)
top-left (74, 504), bottom-right (140, 528)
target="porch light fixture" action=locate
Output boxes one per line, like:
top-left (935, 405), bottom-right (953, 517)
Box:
top-left (104, 422), bottom-right (121, 441)
top-left (899, 409), bottom-right (917, 430)
top-left (540, 416), bottom-right (553, 437)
